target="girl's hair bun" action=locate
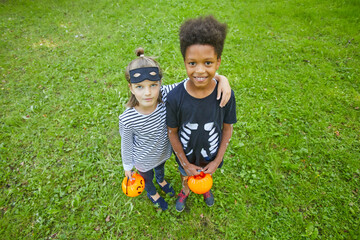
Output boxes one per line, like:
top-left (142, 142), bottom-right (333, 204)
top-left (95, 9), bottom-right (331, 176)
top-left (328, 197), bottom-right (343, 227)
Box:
top-left (135, 47), bottom-right (145, 57)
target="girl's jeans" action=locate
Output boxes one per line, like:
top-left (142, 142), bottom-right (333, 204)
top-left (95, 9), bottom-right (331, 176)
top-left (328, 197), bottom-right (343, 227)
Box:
top-left (138, 162), bottom-right (165, 196)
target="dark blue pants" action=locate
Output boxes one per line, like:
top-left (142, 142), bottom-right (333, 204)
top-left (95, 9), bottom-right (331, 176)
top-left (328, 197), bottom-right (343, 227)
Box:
top-left (138, 162), bottom-right (165, 196)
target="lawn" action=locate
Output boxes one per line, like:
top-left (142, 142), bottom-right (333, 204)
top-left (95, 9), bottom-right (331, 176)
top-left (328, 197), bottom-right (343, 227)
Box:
top-left (1, 0), bottom-right (359, 239)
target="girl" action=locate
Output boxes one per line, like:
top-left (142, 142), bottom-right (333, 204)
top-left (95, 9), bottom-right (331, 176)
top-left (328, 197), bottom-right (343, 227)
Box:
top-left (119, 48), bottom-right (231, 210)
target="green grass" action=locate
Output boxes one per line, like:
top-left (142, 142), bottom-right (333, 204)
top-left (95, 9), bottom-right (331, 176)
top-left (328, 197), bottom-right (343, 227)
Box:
top-left (1, 0), bottom-right (359, 239)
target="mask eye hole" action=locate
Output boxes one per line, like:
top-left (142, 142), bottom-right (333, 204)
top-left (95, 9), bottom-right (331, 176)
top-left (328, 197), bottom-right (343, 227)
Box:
top-left (149, 71), bottom-right (157, 76)
top-left (133, 73), bottom-right (141, 77)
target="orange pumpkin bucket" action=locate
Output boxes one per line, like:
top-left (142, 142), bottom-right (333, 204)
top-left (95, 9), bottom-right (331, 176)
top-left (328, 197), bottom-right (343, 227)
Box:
top-left (188, 171), bottom-right (213, 194)
top-left (122, 173), bottom-right (145, 197)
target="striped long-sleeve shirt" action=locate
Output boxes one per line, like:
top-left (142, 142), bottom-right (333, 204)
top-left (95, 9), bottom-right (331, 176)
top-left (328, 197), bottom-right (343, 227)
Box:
top-left (119, 83), bottom-right (179, 172)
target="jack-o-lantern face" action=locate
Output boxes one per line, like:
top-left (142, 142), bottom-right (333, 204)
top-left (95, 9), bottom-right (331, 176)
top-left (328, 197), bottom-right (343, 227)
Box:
top-left (122, 173), bottom-right (145, 197)
top-left (188, 172), bottom-right (213, 194)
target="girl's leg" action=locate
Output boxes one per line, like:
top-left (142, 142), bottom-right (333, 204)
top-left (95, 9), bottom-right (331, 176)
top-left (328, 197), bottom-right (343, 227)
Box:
top-left (154, 162), bottom-right (165, 184)
top-left (138, 169), bottom-right (160, 200)
top-left (138, 168), bottom-right (168, 210)
top-left (154, 162), bottom-right (175, 196)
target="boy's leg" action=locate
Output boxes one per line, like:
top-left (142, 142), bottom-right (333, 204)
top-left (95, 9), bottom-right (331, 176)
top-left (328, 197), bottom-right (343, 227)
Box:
top-left (203, 190), bottom-right (214, 207)
top-left (176, 173), bottom-right (190, 212)
top-left (177, 164), bottom-right (190, 194)
top-left (181, 174), bottom-right (190, 195)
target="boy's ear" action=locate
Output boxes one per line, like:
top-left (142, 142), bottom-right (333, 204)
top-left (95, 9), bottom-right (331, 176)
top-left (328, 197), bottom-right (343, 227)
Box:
top-left (216, 57), bottom-right (221, 69)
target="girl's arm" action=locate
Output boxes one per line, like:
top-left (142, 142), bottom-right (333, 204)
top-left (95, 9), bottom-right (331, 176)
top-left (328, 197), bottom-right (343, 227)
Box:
top-left (203, 123), bottom-right (233, 174)
top-left (119, 122), bottom-right (135, 179)
top-left (167, 127), bottom-right (202, 176)
top-left (214, 74), bottom-right (231, 108)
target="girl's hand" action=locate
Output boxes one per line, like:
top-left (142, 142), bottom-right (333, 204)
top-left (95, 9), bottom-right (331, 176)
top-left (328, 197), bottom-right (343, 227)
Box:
top-left (125, 170), bottom-right (134, 180)
top-left (214, 74), bottom-right (231, 108)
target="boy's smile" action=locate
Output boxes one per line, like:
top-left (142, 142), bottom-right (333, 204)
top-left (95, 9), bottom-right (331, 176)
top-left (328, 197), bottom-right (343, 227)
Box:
top-left (184, 44), bottom-right (221, 90)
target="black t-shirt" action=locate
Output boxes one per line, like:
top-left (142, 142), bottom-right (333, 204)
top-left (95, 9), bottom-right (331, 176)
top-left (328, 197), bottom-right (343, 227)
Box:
top-left (166, 80), bottom-right (237, 167)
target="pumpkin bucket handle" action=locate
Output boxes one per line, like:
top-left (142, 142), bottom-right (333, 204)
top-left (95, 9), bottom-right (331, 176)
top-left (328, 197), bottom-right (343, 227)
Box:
top-left (126, 177), bottom-right (129, 196)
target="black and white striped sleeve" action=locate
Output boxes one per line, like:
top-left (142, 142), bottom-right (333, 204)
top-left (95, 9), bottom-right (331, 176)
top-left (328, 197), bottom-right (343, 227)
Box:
top-left (161, 78), bottom-right (187, 102)
top-left (119, 121), bottom-right (134, 171)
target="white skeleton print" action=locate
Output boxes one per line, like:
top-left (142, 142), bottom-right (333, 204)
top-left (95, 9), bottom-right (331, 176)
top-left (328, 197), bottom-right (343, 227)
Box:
top-left (180, 122), bottom-right (219, 161)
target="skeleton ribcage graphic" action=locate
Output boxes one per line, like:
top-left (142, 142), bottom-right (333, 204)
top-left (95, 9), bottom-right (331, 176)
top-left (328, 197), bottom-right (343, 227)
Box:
top-left (180, 122), bottom-right (219, 161)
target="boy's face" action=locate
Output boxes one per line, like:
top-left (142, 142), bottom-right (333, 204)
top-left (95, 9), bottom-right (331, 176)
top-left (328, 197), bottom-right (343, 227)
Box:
top-left (184, 44), bottom-right (221, 89)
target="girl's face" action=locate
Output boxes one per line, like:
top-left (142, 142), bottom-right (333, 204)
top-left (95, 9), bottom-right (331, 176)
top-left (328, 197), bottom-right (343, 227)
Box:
top-left (129, 80), bottom-right (161, 114)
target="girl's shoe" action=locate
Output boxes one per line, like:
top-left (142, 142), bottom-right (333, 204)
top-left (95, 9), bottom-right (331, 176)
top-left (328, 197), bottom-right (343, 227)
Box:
top-left (175, 190), bottom-right (189, 212)
top-left (147, 193), bottom-right (168, 211)
top-left (158, 181), bottom-right (175, 197)
top-left (203, 190), bottom-right (214, 207)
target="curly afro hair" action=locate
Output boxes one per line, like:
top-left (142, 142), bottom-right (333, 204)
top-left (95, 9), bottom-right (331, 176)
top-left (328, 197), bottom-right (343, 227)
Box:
top-left (179, 15), bottom-right (227, 59)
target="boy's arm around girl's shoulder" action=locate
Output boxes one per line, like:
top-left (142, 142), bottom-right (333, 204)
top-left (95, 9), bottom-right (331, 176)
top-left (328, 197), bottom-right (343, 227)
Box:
top-left (164, 76), bottom-right (232, 108)
top-left (223, 90), bottom-right (237, 124)
top-left (161, 78), bottom-right (187, 99)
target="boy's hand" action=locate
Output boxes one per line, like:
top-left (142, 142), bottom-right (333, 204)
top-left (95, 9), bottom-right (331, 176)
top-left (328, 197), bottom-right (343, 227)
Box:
top-left (214, 74), bottom-right (231, 107)
top-left (184, 163), bottom-right (203, 176)
top-left (203, 160), bottom-right (221, 175)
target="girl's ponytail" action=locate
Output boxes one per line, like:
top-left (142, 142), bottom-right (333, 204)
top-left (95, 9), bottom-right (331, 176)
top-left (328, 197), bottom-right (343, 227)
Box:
top-left (135, 47), bottom-right (145, 57)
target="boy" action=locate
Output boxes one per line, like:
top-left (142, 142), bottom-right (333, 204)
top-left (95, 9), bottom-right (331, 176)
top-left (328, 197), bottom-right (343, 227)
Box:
top-left (166, 16), bottom-right (237, 212)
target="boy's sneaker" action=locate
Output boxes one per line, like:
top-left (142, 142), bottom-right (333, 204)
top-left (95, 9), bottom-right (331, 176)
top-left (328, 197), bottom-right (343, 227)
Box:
top-left (147, 193), bottom-right (168, 211)
top-left (175, 190), bottom-right (189, 212)
top-left (203, 190), bottom-right (214, 207)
